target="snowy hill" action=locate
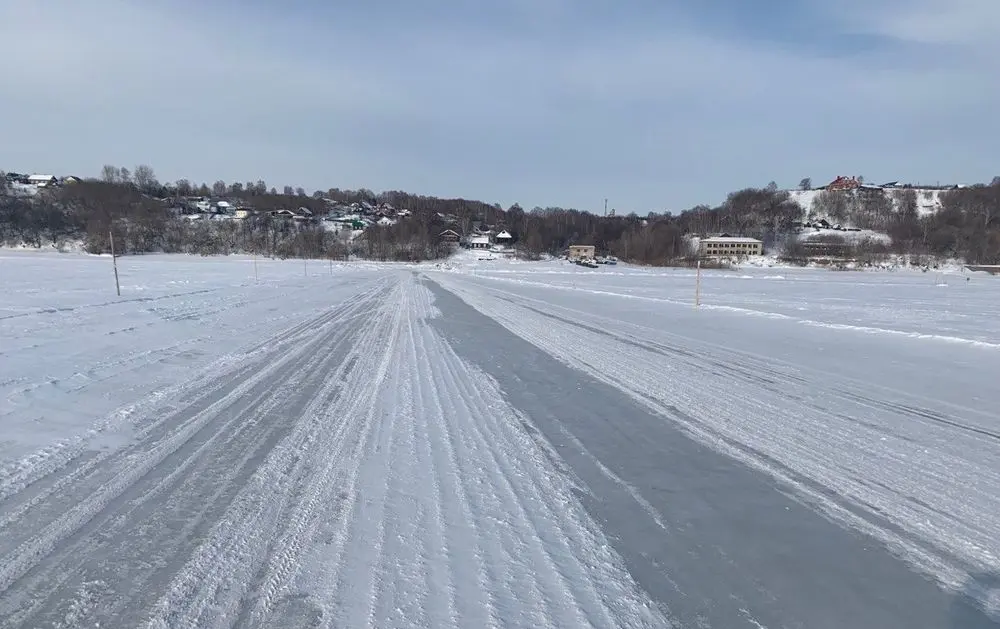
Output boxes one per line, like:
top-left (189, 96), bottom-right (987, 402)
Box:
top-left (787, 187), bottom-right (944, 218)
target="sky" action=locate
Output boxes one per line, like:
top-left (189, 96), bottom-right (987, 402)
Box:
top-left (1, 0), bottom-right (998, 213)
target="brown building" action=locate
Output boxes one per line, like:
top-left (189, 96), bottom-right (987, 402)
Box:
top-left (825, 175), bottom-right (861, 190)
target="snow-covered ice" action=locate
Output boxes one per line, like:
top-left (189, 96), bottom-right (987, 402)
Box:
top-left (0, 252), bottom-right (666, 628)
top-left (1, 249), bottom-right (999, 627)
top-left (430, 253), bottom-right (1000, 623)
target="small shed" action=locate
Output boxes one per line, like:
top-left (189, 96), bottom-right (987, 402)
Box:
top-left (568, 245), bottom-right (596, 261)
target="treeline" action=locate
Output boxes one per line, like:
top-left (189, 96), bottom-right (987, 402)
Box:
top-left (520, 182), bottom-right (1000, 265)
top-left (0, 167), bottom-right (465, 261)
top-left (2, 165), bottom-right (999, 265)
top-left (504, 185), bottom-right (804, 264)
top-left (808, 184), bottom-right (1000, 263)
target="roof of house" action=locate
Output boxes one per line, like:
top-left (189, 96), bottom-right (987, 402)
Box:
top-left (495, 230), bottom-right (512, 239)
top-left (27, 174), bottom-right (56, 180)
top-left (701, 236), bottom-right (762, 244)
top-left (570, 244), bottom-right (595, 248)
top-left (468, 235), bottom-right (490, 244)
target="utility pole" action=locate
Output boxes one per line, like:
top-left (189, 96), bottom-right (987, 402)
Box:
top-left (253, 249), bottom-right (259, 283)
top-left (604, 198), bottom-right (608, 217)
top-left (109, 228), bottom-right (121, 296)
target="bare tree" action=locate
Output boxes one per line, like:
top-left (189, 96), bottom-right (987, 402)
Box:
top-left (133, 164), bottom-right (158, 192)
top-left (283, 186), bottom-right (294, 196)
top-left (101, 165), bottom-right (120, 183)
top-left (991, 176), bottom-right (1000, 187)
top-left (119, 167), bottom-right (131, 184)
top-left (175, 179), bottom-right (193, 196)
top-left (799, 177), bottom-right (812, 190)
top-left (212, 180), bottom-right (227, 196)
top-left (295, 187), bottom-right (306, 196)
top-left (813, 189), bottom-right (851, 221)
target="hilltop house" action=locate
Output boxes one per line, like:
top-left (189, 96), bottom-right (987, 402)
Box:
top-left (27, 174), bottom-right (58, 187)
top-left (823, 176), bottom-right (862, 191)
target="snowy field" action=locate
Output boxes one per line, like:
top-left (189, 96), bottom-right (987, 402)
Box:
top-left (1, 250), bottom-right (999, 628)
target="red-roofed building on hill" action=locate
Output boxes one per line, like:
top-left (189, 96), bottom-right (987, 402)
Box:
top-left (825, 175), bottom-right (861, 190)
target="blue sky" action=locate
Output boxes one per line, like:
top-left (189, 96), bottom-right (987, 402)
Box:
top-left (1, 0), bottom-right (997, 212)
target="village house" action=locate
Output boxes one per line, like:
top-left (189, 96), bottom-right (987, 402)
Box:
top-left (27, 174), bottom-right (58, 187)
top-left (494, 230), bottom-right (513, 247)
top-left (439, 229), bottom-right (461, 243)
top-left (466, 234), bottom-right (491, 249)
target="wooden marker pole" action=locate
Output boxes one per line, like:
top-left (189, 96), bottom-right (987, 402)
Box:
top-left (109, 229), bottom-right (121, 296)
top-left (695, 258), bottom-right (701, 307)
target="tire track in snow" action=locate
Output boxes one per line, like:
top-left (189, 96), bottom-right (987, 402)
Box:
top-left (430, 321), bottom-right (653, 628)
top-left (430, 271), bottom-right (1000, 614)
top-left (1, 271), bottom-right (670, 628)
top-left (0, 275), bottom-right (391, 507)
top-left (0, 309), bottom-right (370, 627)
top-left (144, 277), bottom-right (407, 629)
top-left (305, 275), bottom-right (669, 628)
top-left (0, 279), bottom-right (387, 531)
top-left (0, 279), bottom-right (394, 628)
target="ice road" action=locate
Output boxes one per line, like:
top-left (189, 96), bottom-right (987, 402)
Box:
top-left (1, 252), bottom-right (998, 628)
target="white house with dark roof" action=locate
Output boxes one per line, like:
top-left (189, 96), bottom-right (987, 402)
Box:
top-left (27, 174), bottom-right (57, 187)
top-left (466, 234), bottom-right (490, 249)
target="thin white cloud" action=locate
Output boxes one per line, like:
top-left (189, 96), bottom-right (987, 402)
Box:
top-left (815, 0), bottom-right (1000, 48)
top-left (0, 0), bottom-right (996, 209)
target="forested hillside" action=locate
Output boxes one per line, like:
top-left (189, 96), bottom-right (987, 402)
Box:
top-left (2, 167), bottom-right (998, 265)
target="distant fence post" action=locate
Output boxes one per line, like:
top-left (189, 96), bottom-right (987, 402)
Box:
top-left (695, 257), bottom-right (701, 307)
top-left (109, 229), bottom-right (121, 297)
